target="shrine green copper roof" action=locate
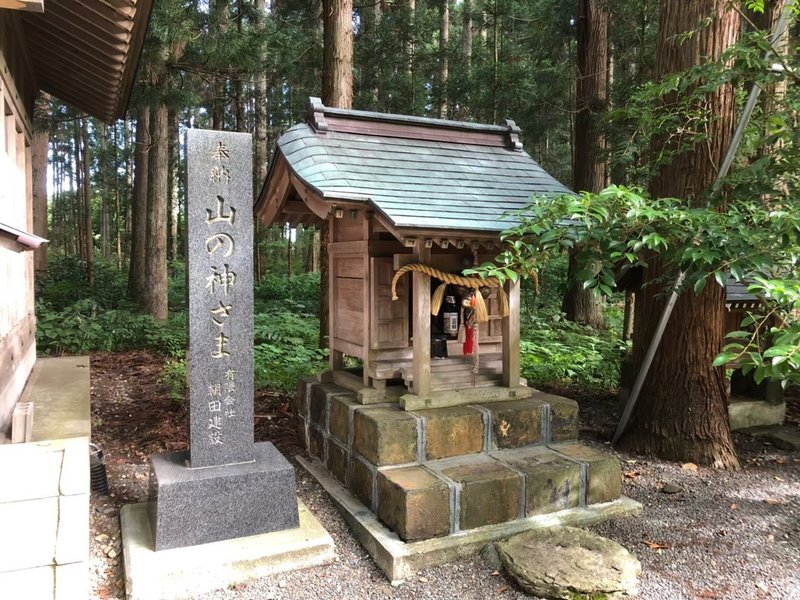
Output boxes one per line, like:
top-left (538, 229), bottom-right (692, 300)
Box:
top-left (259, 98), bottom-right (573, 234)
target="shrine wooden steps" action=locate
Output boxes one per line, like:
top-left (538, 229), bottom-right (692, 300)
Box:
top-left (398, 353), bottom-right (503, 392)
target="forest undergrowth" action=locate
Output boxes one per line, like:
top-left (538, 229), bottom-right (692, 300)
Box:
top-left (36, 253), bottom-right (624, 400)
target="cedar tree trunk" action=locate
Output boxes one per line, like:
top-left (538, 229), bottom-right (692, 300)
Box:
top-left (128, 105), bottom-right (150, 303)
top-left (321, 0), bottom-right (353, 348)
top-left (81, 115), bottom-right (94, 288)
top-left (322, 0), bottom-right (353, 109)
top-left (438, 0), bottom-right (450, 118)
top-left (562, 0), bottom-right (607, 329)
top-left (143, 103), bottom-right (169, 321)
top-left (620, 0), bottom-right (741, 469)
top-left (31, 122), bottom-right (48, 275)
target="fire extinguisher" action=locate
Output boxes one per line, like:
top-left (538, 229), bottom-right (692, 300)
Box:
top-left (463, 293), bottom-right (476, 355)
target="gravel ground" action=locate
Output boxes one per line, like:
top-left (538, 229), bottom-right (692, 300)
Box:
top-left (89, 352), bottom-right (800, 600)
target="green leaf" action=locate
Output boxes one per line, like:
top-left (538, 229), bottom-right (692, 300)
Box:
top-left (730, 264), bottom-right (744, 281)
top-left (725, 330), bottom-right (751, 339)
top-left (712, 353), bottom-right (736, 367)
top-left (694, 276), bottom-right (707, 294)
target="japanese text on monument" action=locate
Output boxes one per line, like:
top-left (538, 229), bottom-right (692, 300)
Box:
top-left (186, 129), bottom-right (254, 468)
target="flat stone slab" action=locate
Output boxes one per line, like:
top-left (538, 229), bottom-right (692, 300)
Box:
top-left (497, 526), bottom-right (641, 599)
top-left (121, 500), bottom-right (335, 600)
top-left (22, 356), bottom-right (91, 442)
top-left (298, 455), bottom-right (641, 585)
top-left (740, 425), bottom-right (800, 450)
top-left (729, 400), bottom-right (785, 431)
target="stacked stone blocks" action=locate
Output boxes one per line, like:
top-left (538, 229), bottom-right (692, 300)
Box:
top-left (296, 378), bottom-right (621, 542)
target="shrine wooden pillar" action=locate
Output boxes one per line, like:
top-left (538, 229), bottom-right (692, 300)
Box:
top-left (501, 278), bottom-right (520, 387)
top-left (411, 240), bottom-right (431, 395)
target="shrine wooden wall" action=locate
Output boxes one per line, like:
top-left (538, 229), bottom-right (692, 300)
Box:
top-left (0, 26), bottom-right (36, 433)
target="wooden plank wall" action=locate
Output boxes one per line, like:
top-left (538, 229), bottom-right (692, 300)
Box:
top-left (370, 256), bottom-right (407, 350)
top-left (0, 313), bottom-right (36, 431)
top-left (0, 35), bottom-right (37, 433)
top-left (329, 210), bottom-right (371, 363)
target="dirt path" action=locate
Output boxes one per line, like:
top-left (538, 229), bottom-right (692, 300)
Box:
top-left (89, 351), bottom-right (800, 600)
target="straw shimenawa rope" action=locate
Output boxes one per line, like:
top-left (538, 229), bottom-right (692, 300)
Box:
top-left (390, 263), bottom-right (509, 323)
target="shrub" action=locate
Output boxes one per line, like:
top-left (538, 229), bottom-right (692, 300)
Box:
top-left (254, 272), bottom-right (320, 315)
top-left (253, 311), bottom-right (327, 391)
top-left (36, 255), bottom-right (129, 311)
top-left (520, 308), bottom-right (623, 391)
top-left (36, 299), bottom-right (187, 356)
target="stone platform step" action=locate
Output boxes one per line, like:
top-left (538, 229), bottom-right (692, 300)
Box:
top-left (404, 354), bottom-right (503, 392)
top-left (430, 354), bottom-right (501, 372)
top-left (296, 380), bottom-right (581, 468)
top-left (295, 379), bottom-right (624, 544)
top-left (377, 444), bottom-right (621, 541)
top-left (298, 455), bottom-right (639, 585)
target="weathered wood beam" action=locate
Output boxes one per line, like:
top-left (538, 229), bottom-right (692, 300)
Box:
top-left (0, 0), bottom-right (44, 13)
top-left (289, 171), bottom-right (330, 220)
top-left (501, 278), bottom-right (520, 388)
top-left (38, 1), bottom-right (133, 41)
top-left (412, 240), bottom-right (431, 396)
top-left (327, 214), bottom-right (346, 370)
top-left (259, 153), bottom-right (290, 224)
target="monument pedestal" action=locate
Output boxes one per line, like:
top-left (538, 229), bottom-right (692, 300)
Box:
top-left (149, 442), bottom-right (299, 550)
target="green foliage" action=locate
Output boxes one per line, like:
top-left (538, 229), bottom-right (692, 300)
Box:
top-left (253, 311), bottom-right (328, 391)
top-left (254, 272), bottom-right (321, 315)
top-left (520, 309), bottom-right (623, 391)
top-left (484, 186), bottom-right (799, 298)
top-left (167, 261), bottom-right (188, 312)
top-left (36, 255), bottom-right (129, 311)
top-left (160, 357), bottom-right (187, 404)
top-left (37, 299), bottom-right (186, 357)
top-left (719, 278), bottom-right (800, 386)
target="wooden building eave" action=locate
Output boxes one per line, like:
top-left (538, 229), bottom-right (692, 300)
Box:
top-left (18, 0), bottom-right (155, 122)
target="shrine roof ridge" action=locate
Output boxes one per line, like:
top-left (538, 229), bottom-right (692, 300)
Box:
top-left (304, 97), bottom-right (524, 151)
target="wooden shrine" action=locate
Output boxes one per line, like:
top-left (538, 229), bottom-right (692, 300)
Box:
top-left (255, 101), bottom-right (635, 564)
top-left (255, 98), bottom-right (572, 402)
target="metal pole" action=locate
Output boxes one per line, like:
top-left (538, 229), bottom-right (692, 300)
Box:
top-left (612, 3), bottom-right (793, 445)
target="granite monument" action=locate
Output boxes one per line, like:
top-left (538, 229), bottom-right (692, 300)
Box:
top-left (148, 129), bottom-right (299, 551)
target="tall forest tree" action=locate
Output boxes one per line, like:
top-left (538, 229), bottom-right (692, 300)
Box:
top-left (80, 115), bottom-right (94, 287)
top-left (143, 102), bottom-right (170, 321)
top-left (31, 96), bottom-right (49, 275)
top-left (437, 0), bottom-right (450, 118)
top-left (562, 0), bottom-right (608, 329)
top-left (320, 0), bottom-right (354, 349)
top-left (620, 0), bottom-right (741, 468)
top-left (322, 0), bottom-right (354, 109)
top-left (128, 106), bottom-right (150, 303)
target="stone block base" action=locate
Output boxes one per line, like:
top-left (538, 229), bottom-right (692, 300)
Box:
top-left (377, 466), bottom-right (450, 541)
top-left (497, 446), bottom-right (581, 515)
top-left (728, 399), bottom-right (785, 431)
top-left (298, 455), bottom-right (641, 585)
top-left (294, 379), bottom-right (622, 544)
top-left (439, 457), bottom-right (522, 530)
top-left (148, 442), bottom-right (299, 550)
top-left (552, 443), bottom-right (622, 504)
